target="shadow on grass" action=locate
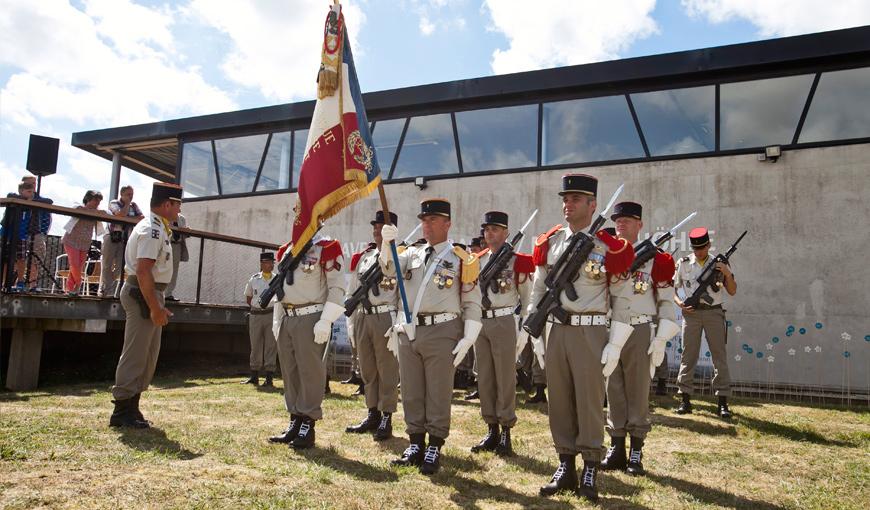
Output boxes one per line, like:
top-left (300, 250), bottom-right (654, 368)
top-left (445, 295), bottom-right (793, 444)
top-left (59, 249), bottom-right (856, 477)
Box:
top-left (652, 413), bottom-right (737, 437)
top-left (117, 426), bottom-right (201, 460)
top-left (647, 472), bottom-right (786, 510)
top-left (297, 445), bottom-right (398, 482)
top-left (735, 413), bottom-right (860, 447)
top-left (503, 451), bottom-right (557, 477)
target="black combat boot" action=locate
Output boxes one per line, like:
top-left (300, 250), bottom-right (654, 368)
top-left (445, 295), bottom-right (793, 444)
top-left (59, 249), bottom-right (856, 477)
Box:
top-left (392, 433), bottom-right (426, 466)
top-left (242, 371), bottom-right (259, 385)
top-left (325, 375), bottom-right (331, 395)
top-left (655, 377), bottom-right (667, 395)
top-left (527, 384), bottom-right (547, 404)
top-left (676, 393), bottom-right (692, 414)
top-left (352, 382), bottom-right (365, 396)
top-left (262, 371), bottom-right (274, 387)
top-left (109, 398), bottom-right (148, 429)
top-left (420, 435), bottom-right (444, 475)
top-left (539, 454), bottom-right (578, 496)
top-left (626, 436), bottom-right (645, 476)
top-left (374, 412), bottom-right (393, 441)
top-left (342, 371), bottom-right (362, 385)
top-left (130, 393), bottom-right (151, 425)
top-left (346, 408), bottom-right (381, 433)
top-left (464, 389), bottom-right (479, 401)
top-left (717, 396), bottom-right (733, 419)
top-left (577, 460), bottom-right (600, 502)
top-left (268, 414), bottom-right (302, 443)
top-left (291, 416), bottom-right (316, 449)
top-left (470, 423), bottom-right (499, 453)
top-left (495, 426), bottom-right (513, 457)
top-left (517, 369), bottom-right (533, 393)
top-left (600, 436), bottom-right (627, 471)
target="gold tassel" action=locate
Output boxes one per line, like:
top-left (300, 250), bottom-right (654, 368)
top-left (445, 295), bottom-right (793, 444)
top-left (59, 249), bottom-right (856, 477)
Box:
top-left (317, 64), bottom-right (339, 99)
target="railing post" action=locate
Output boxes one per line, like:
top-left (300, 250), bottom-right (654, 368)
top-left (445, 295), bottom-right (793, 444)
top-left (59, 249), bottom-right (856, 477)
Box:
top-left (195, 237), bottom-right (205, 304)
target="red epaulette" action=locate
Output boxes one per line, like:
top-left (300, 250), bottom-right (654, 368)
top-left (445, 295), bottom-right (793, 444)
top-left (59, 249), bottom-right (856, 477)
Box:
top-left (276, 241), bottom-right (291, 262)
top-left (349, 243), bottom-right (376, 272)
top-left (317, 239), bottom-right (343, 263)
top-left (477, 248), bottom-right (491, 257)
top-left (532, 225), bottom-right (562, 266)
top-left (513, 252), bottom-right (535, 274)
top-left (651, 251), bottom-right (676, 283)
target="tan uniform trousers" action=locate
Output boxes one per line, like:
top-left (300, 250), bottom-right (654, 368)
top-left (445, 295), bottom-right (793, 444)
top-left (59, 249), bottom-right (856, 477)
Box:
top-left (99, 234), bottom-right (124, 296)
top-left (357, 311), bottom-right (399, 413)
top-left (677, 306), bottom-right (731, 397)
top-left (248, 311), bottom-right (278, 372)
top-left (276, 312), bottom-right (327, 420)
top-left (398, 318), bottom-right (463, 439)
top-left (475, 315), bottom-right (518, 427)
top-left (112, 282), bottom-right (164, 400)
top-left (546, 322), bottom-right (608, 461)
top-left (654, 350), bottom-right (669, 380)
top-left (606, 323), bottom-right (652, 438)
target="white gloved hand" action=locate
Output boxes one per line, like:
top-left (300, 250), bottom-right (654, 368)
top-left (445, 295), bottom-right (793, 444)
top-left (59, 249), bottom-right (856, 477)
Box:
top-left (452, 320), bottom-right (483, 367)
top-left (531, 336), bottom-right (546, 369)
top-left (648, 318), bottom-right (679, 378)
top-left (346, 316), bottom-right (356, 349)
top-left (379, 224), bottom-right (400, 266)
top-left (313, 302), bottom-right (344, 345)
top-left (384, 325), bottom-right (400, 358)
top-left (601, 321), bottom-right (634, 377)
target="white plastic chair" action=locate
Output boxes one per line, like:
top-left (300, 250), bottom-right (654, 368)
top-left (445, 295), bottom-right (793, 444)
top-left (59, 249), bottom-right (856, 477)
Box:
top-left (53, 254), bottom-right (69, 294)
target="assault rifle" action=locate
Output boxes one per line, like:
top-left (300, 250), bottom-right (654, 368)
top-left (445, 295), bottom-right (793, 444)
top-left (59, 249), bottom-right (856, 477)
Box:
top-left (628, 211), bottom-right (697, 273)
top-left (683, 230), bottom-right (748, 308)
top-left (258, 237), bottom-right (316, 309)
top-left (523, 185), bottom-right (623, 338)
top-left (479, 209), bottom-right (538, 309)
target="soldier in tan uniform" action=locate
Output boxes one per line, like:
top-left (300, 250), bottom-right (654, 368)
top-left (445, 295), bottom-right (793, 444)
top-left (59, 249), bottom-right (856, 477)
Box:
top-left (469, 211), bottom-right (534, 456)
top-left (674, 227), bottom-right (737, 418)
top-left (266, 236), bottom-right (345, 449)
top-left (529, 175), bottom-right (635, 501)
top-left (109, 182), bottom-right (182, 428)
top-left (242, 252), bottom-right (278, 387)
top-left (379, 199), bottom-right (483, 475)
top-left (344, 211), bottom-right (401, 441)
top-left (601, 202), bottom-right (680, 476)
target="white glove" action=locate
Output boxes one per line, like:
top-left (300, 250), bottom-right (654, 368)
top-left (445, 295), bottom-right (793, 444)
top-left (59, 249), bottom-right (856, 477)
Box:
top-left (384, 325), bottom-right (399, 358)
top-left (452, 320), bottom-right (482, 367)
top-left (515, 314), bottom-right (530, 361)
top-left (346, 316), bottom-right (356, 349)
top-left (313, 302), bottom-right (344, 345)
top-left (601, 321), bottom-right (634, 377)
top-left (381, 224), bottom-right (398, 243)
top-left (531, 336), bottom-right (546, 369)
top-left (648, 318), bottom-right (679, 378)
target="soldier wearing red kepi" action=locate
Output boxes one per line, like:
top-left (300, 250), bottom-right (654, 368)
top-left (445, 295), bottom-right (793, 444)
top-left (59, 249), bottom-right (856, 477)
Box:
top-left (600, 202), bottom-right (679, 476)
top-left (469, 211), bottom-right (535, 456)
top-left (529, 174), bottom-right (635, 501)
top-left (674, 227), bottom-right (738, 418)
top-left (266, 235), bottom-right (346, 450)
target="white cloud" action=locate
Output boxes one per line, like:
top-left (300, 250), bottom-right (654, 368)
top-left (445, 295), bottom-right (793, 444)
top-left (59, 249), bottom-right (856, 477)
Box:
top-left (483, 0), bottom-right (658, 74)
top-left (420, 15), bottom-right (436, 36)
top-left (682, 0), bottom-right (870, 37)
top-left (408, 0), bottom-right (467, 37)
top-left (188, 0), bottom-right (367, 102)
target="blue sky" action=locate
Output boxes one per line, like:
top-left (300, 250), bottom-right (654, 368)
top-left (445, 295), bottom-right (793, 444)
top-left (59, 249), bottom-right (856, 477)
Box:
top-left (1, 0), bottom-right (868, 215)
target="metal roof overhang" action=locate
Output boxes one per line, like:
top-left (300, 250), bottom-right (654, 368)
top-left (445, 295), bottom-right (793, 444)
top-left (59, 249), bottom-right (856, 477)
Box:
top-left (71, 25), bottom-right (870, 182)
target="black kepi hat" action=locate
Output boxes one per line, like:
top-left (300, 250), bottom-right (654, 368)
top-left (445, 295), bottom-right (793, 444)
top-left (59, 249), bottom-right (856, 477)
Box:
top-left (481, 211), bottom-right (508, 229)
top-left (260, 252), bottom-right (275, 262)
top-left (611, 201), bottom-right (642, 221)
top-left (153, 182), bottom-right (183, 202)
top-left (418, 198), bottom-right (450, 219)
top-left (558, 174), bottom-right (597, 197)
top-left (689, 227), bottom-right (711, 248)
top-left (371, 210), bottom-right (398, 226)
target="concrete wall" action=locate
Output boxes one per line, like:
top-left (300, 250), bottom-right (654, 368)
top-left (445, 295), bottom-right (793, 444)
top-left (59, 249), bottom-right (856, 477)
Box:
top-left (177, 143), bottom-right (870, 394)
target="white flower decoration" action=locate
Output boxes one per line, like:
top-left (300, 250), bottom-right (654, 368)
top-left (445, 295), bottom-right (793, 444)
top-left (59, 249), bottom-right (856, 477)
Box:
top-left (767, 356), bottom-right (775, 363)
top-left (735, 326), bottom-right (742, 333)
top-left (788, 348), bottom-right (796, 356)
top-left (766, 343), bottom-right (774, 350)
top-left (804, 346), bottom-right (812, 353)
top-left (734, 354), bottom-right (742, 361)
top-left (814, 345), bottom-right (822, 353)
top-left (841, 332), bottom-right (852, 341)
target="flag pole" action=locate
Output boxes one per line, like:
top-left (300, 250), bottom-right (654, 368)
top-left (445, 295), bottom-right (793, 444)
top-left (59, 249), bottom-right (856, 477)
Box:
top-left (377, 183), bottom-right (412, 324)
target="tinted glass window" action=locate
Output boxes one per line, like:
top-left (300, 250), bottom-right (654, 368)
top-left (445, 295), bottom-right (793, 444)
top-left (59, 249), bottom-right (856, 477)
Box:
top-left (371, 118), bottom-right (405, 177)
top-left (292, 129), bottom-right (309, 189)
top-left (632, 86), bottom-right (715, 156)
top-left (214, 134), bottom-right (268, 194)
top-left (720, 74), bottom-right (814, 149)
top-left (180, 141), bottom-right (219, 198)
top-left (456, 105), bottom-right (537, 172)
top-left (392, 114), bottom-right (459, 179)
top-left (257, 131), bottom-right (291, 192)
top-left (800, 67), bottom-right (870, 143)
top-left (542, 96), bottom-right (644, 165)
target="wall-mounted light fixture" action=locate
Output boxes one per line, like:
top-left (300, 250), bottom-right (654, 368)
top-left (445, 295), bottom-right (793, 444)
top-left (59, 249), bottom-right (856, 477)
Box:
top-left (757, 145), bottom-right (782, 163)
top-left (415, 176), bottom-right (427, 190)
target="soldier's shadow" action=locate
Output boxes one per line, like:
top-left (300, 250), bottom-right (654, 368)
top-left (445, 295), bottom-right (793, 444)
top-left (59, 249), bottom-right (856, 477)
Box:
top-left (646, 472), bottom-right (787, 509)
top-left (652, 413), bottom-right (737, 437)
top-left (116, 426), bottom-right (201, 461)
top-left (296, 445), bottom-right (398, 483)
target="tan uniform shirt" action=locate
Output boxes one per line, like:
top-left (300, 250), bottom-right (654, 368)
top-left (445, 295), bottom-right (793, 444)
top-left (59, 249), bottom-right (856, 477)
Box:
top-left (245, 272), bottom-right (275, 310)
top-left (529, 226), bottom-right (618, 321)
top-left (346, 247), bottom-right (399, 307)
top-left (674, 253), bottom-right (729, 306)
top-left (381, 240), bottom-right (482, 322)
top-left (124, 212), bottom-right (173, 284)
top-left (278, 241), bottom-right (345, 307)
top-left (610, 257), bottom-right (676, 322)
top-left (478, 250), bottom-right (532, 312)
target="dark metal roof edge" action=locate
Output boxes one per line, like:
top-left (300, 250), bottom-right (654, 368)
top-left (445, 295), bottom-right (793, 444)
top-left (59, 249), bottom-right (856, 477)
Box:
top-left (72, 25), bottom-right (870, 148)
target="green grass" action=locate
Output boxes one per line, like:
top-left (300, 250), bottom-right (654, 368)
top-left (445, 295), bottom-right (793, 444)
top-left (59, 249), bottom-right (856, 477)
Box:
top-left (1, 365), bottom-right (868, 509)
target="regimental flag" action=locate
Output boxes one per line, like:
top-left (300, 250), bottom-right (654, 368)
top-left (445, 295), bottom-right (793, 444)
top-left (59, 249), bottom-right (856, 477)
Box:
top-left (289, 3), bottom-right (381, 257)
